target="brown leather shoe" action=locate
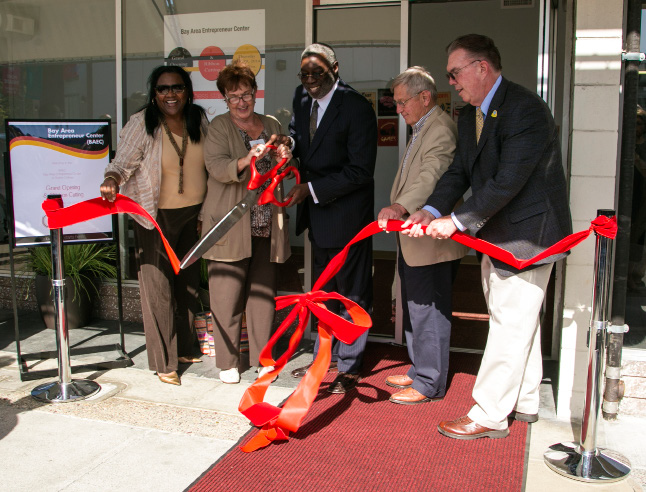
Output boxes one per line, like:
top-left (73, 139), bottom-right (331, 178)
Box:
top-left (327, 372), bottom-right (361, 394)
top-left (157, 371), bottom-right (181, 386)
top-left (291, 360), bottom-right (338, 378)
top-left (385, 374), bottom-right (413, 389)
top-left (389, 387), bottom-right (439, 405)
top-left (509, 410), bottom-right (539, 423)
top-left (438, 415), bottom-right (509, 440)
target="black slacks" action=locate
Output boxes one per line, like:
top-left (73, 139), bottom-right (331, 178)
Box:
top-left (311, 237), bottom-right (373, 374)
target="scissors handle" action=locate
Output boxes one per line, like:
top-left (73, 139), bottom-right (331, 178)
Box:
top-left (248, 144), bottom-right (301, 207)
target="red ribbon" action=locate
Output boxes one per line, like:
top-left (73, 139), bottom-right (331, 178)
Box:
top-left (42, 194), bottom-right (181, 274)
top-left (395, 214), bottom-right (617, 269)
top-left (237, 214), bottom-right (616, 452)
top-left (39, 194), bottom-right (616, 451)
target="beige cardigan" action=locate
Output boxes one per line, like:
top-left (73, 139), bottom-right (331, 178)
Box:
top-left (105, 110), bottom-right (208, 229)
top-left (391, 108), bottom-right (469, 266)
top-left (200, 112), bottom-right (291, 263)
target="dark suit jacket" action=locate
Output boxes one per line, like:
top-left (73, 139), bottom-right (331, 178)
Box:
top-left (426, 77), bottom-right (572, 276)
top-left (290, 79), bottom-right (377, 248)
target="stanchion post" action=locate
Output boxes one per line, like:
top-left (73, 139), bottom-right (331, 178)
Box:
top-left (543, 209), bottom-right (631, 482)
top-left (31, 195), bottom-right (101, 403)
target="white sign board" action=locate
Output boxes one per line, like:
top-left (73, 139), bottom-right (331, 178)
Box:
top-left (163, 9), bottom-right (266, 120)
top-left (5, 120), bottom-right (113, 246)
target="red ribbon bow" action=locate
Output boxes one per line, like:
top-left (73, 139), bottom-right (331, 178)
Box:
top-left (237, 215), bottom-right (616, 452)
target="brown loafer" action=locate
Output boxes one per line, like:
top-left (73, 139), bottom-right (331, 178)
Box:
top-left (327, 372), bottom-right (361, 394)
top-left (291, 360), bottom-right (338, 378)
top-left (385, 374), bottom-right (413, 389)
top-left (438, 415), bottom-right (509, 440)
top-left (509, 410), bottom-right (539, 423)
top-left (157, 371), bottom-right (181, 386)
top-left (389, 387), bottom-right (439, 405)
top-left (178, 356), bottom-right (203, 364)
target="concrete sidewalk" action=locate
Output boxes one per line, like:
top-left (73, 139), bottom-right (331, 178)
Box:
top-left (0, 313), bottom-right (644, 491)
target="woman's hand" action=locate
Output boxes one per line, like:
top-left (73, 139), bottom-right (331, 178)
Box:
top-left (100, 176), bottom-right (120, 202)
top-left (237, 142), bottom-right (272, 174)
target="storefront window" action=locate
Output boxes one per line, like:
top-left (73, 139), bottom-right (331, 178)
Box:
top-left (624, 9), bottom-right (646, 351)
top-left (0, 0), bottom-right (116, 268)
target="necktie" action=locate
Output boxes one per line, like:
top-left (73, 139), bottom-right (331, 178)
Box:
top-left (310, 100), bottom-right (319, 143)
top-left (476, 106), bottom-right (484, 144)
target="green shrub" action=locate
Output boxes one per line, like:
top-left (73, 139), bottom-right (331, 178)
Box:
top-left (27, 243), bottom-right (117, 300)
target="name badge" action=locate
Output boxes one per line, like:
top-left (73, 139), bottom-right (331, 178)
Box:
top-left (249, 138), bottom-right (265, 147)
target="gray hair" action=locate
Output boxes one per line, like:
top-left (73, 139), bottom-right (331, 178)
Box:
top-left (301, 43), bottom-right (337, 68)
top-left (391, 66), bottom-right (438, 102)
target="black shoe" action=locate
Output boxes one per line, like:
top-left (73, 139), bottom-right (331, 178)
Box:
top-left (327, 372), bottom-right (361, 394)
top-left (291, 360), bottom-right (338, 378)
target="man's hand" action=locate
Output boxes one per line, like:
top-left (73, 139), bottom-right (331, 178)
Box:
top-left (401, 209), bottom-right (435, 237)
top-left (377, 203), bottom-right (407, 231)
top-left (285, 183), bottom-right (311, 206)
top-left (426, 216), bottom-right (458, 240)
top-left (273, 133), bottom-right (293, 148)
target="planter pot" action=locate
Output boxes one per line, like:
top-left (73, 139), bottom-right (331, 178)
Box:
top-left (34, 274), bottom-right (98, 330)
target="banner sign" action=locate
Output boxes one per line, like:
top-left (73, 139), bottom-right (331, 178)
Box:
top-left (5, 119), bottom-right (113, 247)
top-left (164, 10), bottom-right (266, 120)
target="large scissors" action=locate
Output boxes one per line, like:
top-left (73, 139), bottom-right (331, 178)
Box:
top-left (180, 144), bottom-right (300, 269)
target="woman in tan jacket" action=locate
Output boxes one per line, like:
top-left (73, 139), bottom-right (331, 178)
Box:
top-left (201, 62), bottom-right (292, 383)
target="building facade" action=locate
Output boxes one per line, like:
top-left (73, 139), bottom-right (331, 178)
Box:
top-left (0, 0), bottom-right (642, 421)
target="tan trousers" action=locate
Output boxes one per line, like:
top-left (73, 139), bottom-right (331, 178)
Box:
top-left (467, 255), bottom-right (553, 430)
top-left (134, 204), bottom-right (201, 374)
top-left (207, 236), bottom-right (277, 370)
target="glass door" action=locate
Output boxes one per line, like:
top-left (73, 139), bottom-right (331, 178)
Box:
top-left (314, 2), bottom-right (401, 340)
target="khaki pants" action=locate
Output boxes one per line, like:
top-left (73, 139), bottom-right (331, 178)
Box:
top-left (467, 255), bottom-right (553, 430)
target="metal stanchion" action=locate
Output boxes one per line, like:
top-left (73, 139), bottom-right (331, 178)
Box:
top-left (544, 209), bottom-right (631, 482)
top-left (32, 196), bottom-right (101, 403)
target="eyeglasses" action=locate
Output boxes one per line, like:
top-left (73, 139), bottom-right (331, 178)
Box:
top-left (297, 70), bottom-right (329, 81)
top-left (225, 92), bottom-right (254, 105)
top-left (394, 91), bottom-right (422, 108)
top-left (446, 59), bottom-right (481, 81)
top-left (155, 84), bottom-right (186, 95)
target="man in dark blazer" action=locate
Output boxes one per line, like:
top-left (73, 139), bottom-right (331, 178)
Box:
top-left (285, 43), bottom-right (377, 394)
top-left (404, 34), bottom-right (572, 438)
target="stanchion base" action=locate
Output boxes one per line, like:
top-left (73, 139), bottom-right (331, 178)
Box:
top-left (31, 380), bottom-right (101, 403)
top-left (544, 442), bottom-right (631, 483)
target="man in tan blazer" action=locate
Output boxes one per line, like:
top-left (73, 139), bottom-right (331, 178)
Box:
top-left (378, 67), bottom-right (468, 404)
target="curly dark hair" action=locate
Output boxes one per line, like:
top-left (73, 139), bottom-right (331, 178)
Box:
top-left (216, 61), bottom-right (258, 97)
top-left (143, 65), bottom-right (206, 143)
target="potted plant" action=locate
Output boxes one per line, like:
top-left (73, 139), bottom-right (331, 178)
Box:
top-left (27, 243), bottom-right (117, 329)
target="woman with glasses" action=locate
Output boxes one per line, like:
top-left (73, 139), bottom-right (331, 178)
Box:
top-left (201, 61), bottom-right (292, 384)
top-left (100, 65), bottom-right (208, 386)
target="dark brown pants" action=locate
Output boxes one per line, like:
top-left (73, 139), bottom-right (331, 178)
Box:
top-left (134, 204), bottom-right (201, 373)
top-left (207, 236), bottom-right (277, 370)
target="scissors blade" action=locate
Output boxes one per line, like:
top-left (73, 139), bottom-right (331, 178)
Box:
top-left (180, 190), bottom-right (257, 269)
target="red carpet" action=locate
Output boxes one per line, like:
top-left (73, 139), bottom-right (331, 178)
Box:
top-left (189, 344), bottom-right (528, 492)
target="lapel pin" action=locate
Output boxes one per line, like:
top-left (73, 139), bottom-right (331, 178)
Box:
top-left (491, 110), bottom-right (498, 118)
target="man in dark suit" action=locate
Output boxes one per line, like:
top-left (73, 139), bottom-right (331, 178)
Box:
top-left (285, 43), bottom-right (377, 394)
top-left (403, 34), bottom-right (572, 438)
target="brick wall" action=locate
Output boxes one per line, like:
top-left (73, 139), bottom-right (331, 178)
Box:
top-left (0, 275), bottom-right (143, 323)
